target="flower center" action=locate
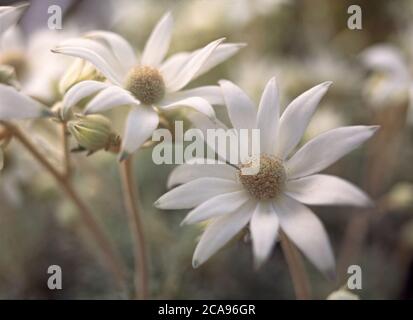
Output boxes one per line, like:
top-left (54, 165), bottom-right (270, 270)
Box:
top-left (124, 65), bottom-right (165, 105)
top-left (0, 51), bottom-right (27, 77)
top-left (238, 154), bottom-right (286, 200)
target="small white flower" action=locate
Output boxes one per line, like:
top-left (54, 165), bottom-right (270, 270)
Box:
top-left (360, 44), bottom-right (413, 122)
top-left (53, 12), bottom-right (245, 160)
top-left (155, 78), bottom-right (378, 277)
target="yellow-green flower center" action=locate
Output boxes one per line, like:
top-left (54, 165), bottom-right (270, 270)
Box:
top-left (124, 65), bottom-right (165, 105)
top-left (238, 154), bottom-right (286, 200)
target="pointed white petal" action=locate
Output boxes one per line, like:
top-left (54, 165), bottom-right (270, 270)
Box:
top-left (160, 52), bottom-right (190, 87)
top-left (182, 190), bottom-right (249, 225)
top-left (159, 97), bottom-right (216, 119)
top-left (273, 195), bottom-right (335, 278)
top-left (257, 77), bottom-right (279, 154)
top-left (287, 126), bottom-right (379, 179)
top-left (167, 161), bottom-right (237, 188)
top-left (0, 84), bottom-right (51, 120)
top-left (53, 38), bottom-right (124, 85)
top-left (86, 31), bottom-right (136, 73)
top-left (120, 105), bottom-right (159, 157)
top-left (141, 12), bottom-right (173, 67)
top-left (192, 200), bottom-right (255, 267)
top-left (0, 3), bottom-right (28, 36)
top-left (250, 201), bottom-right (279, 267)
top-left (61, 80), bottom-right (109, 119)
top-left (286, 174), bottom-right (373, 207)
top-left (162, 86), bottom-right (224, 105)
top-left (194, 43), bottom-right (246, 78)
top-left (155, 177), bottom-right (242, 210)
top-left (275, 82), bottom-right (332, 158)
top-left (166, 38), bottom-right (225, 92)
top-left (219, 80), bottom-right (257, 130)
top-left (84, 85), bottom-right (138, 114)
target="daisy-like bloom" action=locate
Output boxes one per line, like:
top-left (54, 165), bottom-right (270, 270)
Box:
top-left (53, 12), bottom-right (244, 160)
top-left (155, 78), bottom-right (378, 277)
top-left (360, 44), bottom-right (413, 122)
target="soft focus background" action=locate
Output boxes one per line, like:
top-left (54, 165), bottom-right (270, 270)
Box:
top-left (1, 0), bottom-right (413, 299)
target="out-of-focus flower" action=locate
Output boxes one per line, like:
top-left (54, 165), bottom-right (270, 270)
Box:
top-left (54, 12), bottom-right (244, 159)
top-left (68, 113), bottom-right (120, 154)
top-left (0, 3), bottom-right (75, 102)
top-left (360, 44), bottom-right (413, 122)
top-left (155, 78), bottom-right (377, 274)
top-left (0, 64), bottom-right (19, 87)
top-left (385, 182), bottom-right (413, 211)
top-left (327, 288), bottom-right (360, 300)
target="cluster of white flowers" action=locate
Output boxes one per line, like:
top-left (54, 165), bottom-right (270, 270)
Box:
top-left (0, 2), bottom-right (378, 291)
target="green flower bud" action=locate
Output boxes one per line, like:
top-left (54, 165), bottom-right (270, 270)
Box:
top-left (0, 65), bottom-right (20, 88)
top-left (59, 59), bottom-right (105, 95)
top-left (68, 114), bottom-right (120, 153)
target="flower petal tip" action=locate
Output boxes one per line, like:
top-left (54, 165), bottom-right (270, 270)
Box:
top-left (192, 259), bottom-right (201, 269)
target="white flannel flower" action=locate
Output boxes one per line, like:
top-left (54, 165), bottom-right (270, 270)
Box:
top-left (155, 77), bottom-right (378, 277)
top-left (53, 12), bottom-right (245, 160)
top-left (360, 44), bottom-right (413, 122)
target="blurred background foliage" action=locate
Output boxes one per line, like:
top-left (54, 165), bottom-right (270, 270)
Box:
top-left (1, 0), bottom-right (413, 299)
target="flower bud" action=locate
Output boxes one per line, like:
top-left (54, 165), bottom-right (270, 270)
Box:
top-left (0, 65), bottom-right (20, 88)
top-left (68, 114), bottom-right (120, 153)
top-left (59, 58), bottom-right (105, 95)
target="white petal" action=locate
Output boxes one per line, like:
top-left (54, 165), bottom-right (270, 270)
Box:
top-left (360, 44), bottom-right (410, 80)
top-left (250, 201), bottom-right (279, 267)
top-left (166, 38), bottom-right (225, 92)
top-left (194, 43), bottom-right (246, 78)
top-left (159, 97), bottom-right (216, 119)
top-left (182, 190), bottom-right (249, 225)
top-left (257, 77), bottom-right (279, 154)
top-left (86, 31), bottom-right (136, 73)
top-left (155, 177), bottom-right (242, 210)
top-left (0, 84), bottom-right (51, 120)
top-left (0, 3), bottom-right (28, 36)
top-left (160, 52), bottom-right (190, 87)
top-left (141, 12), bottom-right (173, 67)
top-left (286, 126), bottom-right (379, 179)
top-left (219, 80), bottom-right (257, 130)
top-left (273, 195), bottom-right (335, 278)
top-left (162, 86), bottom-right (224, 105)
top-left (285, 174), bottom-right (373, 207)
top-left (120, 105), bottom-right (159, 158)
top-left (275, 82), bottom-right (332, 158)
top-left (167, 161), bottom-right (237, 188)
top-left (84, 85), bottom-right (138, 114)
top-left (53, 38), bottom-right (124, 85)
top-left (61, 80), bottom-right (109, 119)
top-left (192, 200), bottom-right (255, 267)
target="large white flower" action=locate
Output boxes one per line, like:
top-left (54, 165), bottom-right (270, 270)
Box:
top-left (155, 78), bottom-right (378, 277)
top-left (53, 12), bottom-right (244, 160)
top-left (0, 3), bottom-right (27, 37)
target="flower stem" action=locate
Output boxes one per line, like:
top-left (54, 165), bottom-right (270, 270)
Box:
top-left (1, 121), bottom-right (128, 293)
top-left (61, 121), bottom-right (72, 179)
top-left (279, 231), bottom-right (311, 299)
top-left (119, 156), bottom-right (149, 299)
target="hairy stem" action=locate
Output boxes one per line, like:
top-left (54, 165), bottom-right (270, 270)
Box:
top-left (2, 121), bottom-right (127, 293)
top-left (280, 231), bottom-right (311, 299)
top-left (119, 156), bottom-right (149, 299)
